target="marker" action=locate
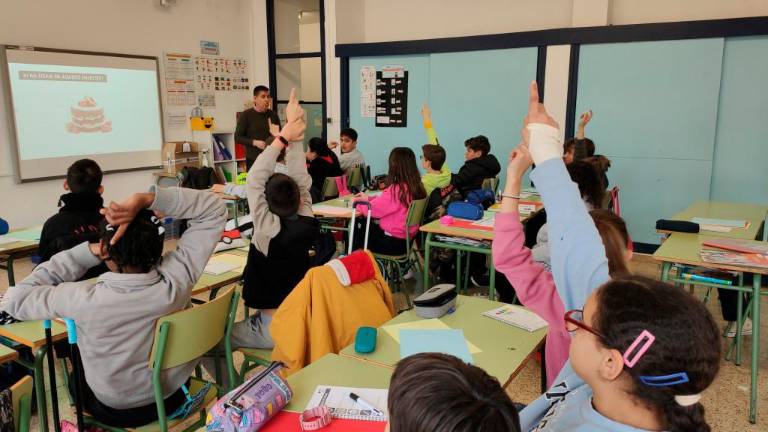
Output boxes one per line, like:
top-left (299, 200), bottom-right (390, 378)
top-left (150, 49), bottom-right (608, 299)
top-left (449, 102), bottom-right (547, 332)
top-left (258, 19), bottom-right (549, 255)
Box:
top-left (681, 273), bottom-right (732, 286)
top-left (349, 393), bottom-right (384, 417)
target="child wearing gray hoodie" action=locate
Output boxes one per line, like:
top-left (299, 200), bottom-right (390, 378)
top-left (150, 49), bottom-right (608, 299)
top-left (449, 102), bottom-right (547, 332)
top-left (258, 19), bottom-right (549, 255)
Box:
top-left (1, 186), bottom-right (226, 427)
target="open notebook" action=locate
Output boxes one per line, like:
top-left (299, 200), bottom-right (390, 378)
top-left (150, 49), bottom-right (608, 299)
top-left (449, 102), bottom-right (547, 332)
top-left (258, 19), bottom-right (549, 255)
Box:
top-left (306, 386), bottom-right (389, 421)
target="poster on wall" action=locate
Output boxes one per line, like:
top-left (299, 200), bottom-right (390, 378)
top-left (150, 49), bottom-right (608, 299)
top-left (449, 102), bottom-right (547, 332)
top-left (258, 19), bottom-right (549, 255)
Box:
top-left (360, 65), bottom-right (376, 118)
top-left (194, 56), bottom-right (250, 93)
top-left (164, 52), bottom-right (196, 106)
top-left (375, 66), bottom-right (408, 127)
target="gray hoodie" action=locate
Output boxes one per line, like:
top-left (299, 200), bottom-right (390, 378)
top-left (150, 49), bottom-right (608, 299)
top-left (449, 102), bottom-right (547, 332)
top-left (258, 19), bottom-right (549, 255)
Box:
top-left (1, 186), bottom-right (226, 409)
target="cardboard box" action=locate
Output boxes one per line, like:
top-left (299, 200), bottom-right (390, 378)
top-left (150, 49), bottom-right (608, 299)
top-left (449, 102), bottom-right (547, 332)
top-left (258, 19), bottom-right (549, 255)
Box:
top-left (163, 141), bottom-right (203, 174)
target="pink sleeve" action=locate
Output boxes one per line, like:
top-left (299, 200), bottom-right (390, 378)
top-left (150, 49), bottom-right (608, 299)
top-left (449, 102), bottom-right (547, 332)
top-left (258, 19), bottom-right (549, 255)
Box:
top-left (355, 186), bottom-right (399, 219)
top-left (492, 213), bottom-right (567, 329)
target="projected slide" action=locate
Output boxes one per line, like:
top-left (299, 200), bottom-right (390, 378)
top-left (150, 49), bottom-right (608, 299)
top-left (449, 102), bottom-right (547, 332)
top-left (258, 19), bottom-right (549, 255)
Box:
top-left (3, 47), bottom-right (163, 180)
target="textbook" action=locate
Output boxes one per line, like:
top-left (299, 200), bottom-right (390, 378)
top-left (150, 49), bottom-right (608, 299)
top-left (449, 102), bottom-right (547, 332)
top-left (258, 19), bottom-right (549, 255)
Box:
top-left (482, 305), bottom-right (548, 332)
top-left (699, 249), bottom-right (768, 269)
top-left (702, 238), bottom-right (768, 255)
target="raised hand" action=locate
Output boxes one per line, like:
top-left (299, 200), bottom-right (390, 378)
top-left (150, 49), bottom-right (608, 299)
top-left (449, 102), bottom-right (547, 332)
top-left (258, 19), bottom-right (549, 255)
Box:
top-left (100, 192), bottom-right (155, 245)
top-left (285, 88), bottom-right (304, 124)
top-left (420, 103), bottom-right (432, 122)
top-left (506, 145), bottom-right (534, 184)
top-left (280, 88), bottom-right (306, 142)
top-left (523, 82), bottom-right (561, 165)
top-left (524, 81), bottom-right (558, 132)
top-left (578, 110), bottom-right (593, 129)
top-left (268, 118), bottom-right (280, 137)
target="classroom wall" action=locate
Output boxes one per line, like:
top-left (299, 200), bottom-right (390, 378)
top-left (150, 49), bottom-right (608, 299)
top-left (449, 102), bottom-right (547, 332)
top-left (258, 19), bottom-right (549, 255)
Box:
top-left (0, 0), bottom-right (269, 229)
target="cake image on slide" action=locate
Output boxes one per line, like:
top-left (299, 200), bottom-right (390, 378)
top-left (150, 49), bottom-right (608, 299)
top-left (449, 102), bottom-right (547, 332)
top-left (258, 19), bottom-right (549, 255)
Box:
top-left (66, 96), bottom-right (112, 133)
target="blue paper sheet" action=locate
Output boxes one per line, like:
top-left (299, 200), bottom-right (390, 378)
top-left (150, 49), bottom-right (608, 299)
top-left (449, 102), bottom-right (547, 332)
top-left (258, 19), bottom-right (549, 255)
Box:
top-left (399, 329), bottom-right (473, 364)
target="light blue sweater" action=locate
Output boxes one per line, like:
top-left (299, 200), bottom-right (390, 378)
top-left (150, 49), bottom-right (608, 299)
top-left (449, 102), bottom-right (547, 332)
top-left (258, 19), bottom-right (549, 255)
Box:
top-left (519, 159), bottom-right (650, 431)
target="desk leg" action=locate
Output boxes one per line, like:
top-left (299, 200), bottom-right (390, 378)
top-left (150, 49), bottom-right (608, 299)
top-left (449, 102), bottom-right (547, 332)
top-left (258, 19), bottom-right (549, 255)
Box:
top-left (735, 291), bottom-right (744, 366)
top-left (489, 263), bottom-right (496, 301)
top-left (539, 342), bottom-right (547, 393)
top-left (7, 255), bottom-right (15, 287)
top-left (33, 347), bottom-right (49, 432)
top-left (660, 262), bottom-right (671, 283)
top-left (423, 233), bottom-right (432, 291)
top-left (749, 274), bottom-right (761, 424)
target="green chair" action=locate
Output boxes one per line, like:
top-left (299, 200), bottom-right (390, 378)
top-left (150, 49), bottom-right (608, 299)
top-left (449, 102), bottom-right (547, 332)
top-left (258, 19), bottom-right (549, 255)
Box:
top-left (321, 176), bottom-right (343, 201)
top-left (374, 198), bottom-right (428, 294)
top-left (11, 375), bottom-right (32, 432)
top-left (347, 167), bottom-right (363, 191)
top-left (87, 287), bottom-right (239, 432)
top-left (238, 346), bottom-right (274, 379)
top-left (481, 177), bottom-right (499, 194)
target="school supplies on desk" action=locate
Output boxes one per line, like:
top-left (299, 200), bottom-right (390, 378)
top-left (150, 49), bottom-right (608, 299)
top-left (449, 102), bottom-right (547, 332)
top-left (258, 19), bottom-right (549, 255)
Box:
top-left (434, 235), bottom-right (490, 248)
top-left (400, 329), bottom-right (474, 363)
top-left (482, 305), bottom-right (548, 332)
top-left (699, 249), bottom-right (768, 269)
top-left (691, 217), bottom-right (748, 228)
top-left (203, 262), bottom-right (239, 275)
top-left (382, 318), bottom-right (481, 353)
top-left (306, 386), bottom-right (389, 421)
top-left (702, 238), bottom-right (768, 255)
top-left (261, 411), bottom-right (386, 432)
top-left (0, 226), bottom-right (42, 243)
top-left (205, 253), bottom-right (246, 274)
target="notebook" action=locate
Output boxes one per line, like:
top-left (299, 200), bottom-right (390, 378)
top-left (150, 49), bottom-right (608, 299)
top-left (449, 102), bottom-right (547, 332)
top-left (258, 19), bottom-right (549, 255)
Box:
top-left (261, 411), bottom-right (386, 432)
top-left (691, 217), bottom-right (748, 228)
top-left (699, 249), bottom-right (768, 269)
top-left (203, 262), bottom-right (239, 275)
top-left (206, 253), bottom-right (246, 274)
top-left (305, 386), bottom-right (389, 421)
top-left (482, 305), bottom-right (548, 332)
top-left (399, 329), bottom-right (474, 364)
top-left (382, 319), bottom-right (481, 353)
top-left (702, 238), bottom-right (768, 255)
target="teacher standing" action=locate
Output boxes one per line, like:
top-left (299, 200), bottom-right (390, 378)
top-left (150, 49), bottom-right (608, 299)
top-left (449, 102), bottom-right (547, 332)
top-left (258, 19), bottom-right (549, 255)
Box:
top-left (235, 85), bottom-right (281, 171)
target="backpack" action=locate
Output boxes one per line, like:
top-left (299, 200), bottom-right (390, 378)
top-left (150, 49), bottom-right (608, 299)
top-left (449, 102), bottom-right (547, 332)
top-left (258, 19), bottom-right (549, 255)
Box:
top-left (465, 189), bottom-right (496, 210)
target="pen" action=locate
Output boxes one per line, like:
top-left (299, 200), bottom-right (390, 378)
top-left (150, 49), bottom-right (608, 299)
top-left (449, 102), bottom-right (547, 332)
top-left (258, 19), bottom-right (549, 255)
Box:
top-left (349, 392), bottom-right (385, 417)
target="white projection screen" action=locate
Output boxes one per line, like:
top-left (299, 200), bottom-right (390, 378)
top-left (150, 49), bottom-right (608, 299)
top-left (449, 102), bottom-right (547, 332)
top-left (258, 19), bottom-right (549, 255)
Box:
top-left (1, 46), bottom-right (164, 181)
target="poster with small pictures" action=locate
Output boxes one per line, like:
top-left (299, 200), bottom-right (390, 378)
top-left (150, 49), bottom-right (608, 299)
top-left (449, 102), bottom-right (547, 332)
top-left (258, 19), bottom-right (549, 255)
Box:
top-left (194, 55), bottom-right (250, 93)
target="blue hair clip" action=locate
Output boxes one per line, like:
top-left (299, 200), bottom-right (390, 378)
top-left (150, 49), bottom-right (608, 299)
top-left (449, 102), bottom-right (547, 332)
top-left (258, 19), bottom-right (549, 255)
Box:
top-left (639, 372), bottom-right (690, 387)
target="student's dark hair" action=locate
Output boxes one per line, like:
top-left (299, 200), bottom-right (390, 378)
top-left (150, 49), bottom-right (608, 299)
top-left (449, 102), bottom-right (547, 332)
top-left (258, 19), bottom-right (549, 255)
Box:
top-left (67, 159), bottom-right (103, 194)
top-left (388, 353), bottom-right (521, 432)
top-left (100, 209), bottom-right (163, 273)
top-left (567, 160), bottom-right (604, 210)
top-left (464, 135), bottom-right (491, 156)
top-left (583, 138), bottom-right (596, 157)
top-left (308, 137), bottom-right (333, 157)
top-left (340, 128), bottom-right (358, 141)
top-left (563, 138), bottom-right (575, 154)
top-left (421, 144), bottom-right (446, 171)
top-left (265, 173), bottom-right (300, 217)
top-left (253, 85), bottom-right (269, 96)
top-left (387, 147), bottom-right (426, 207)
top-left (593, 276), bottom-right (720, 432)
top-left (590, 209), bottom-right (630, 277)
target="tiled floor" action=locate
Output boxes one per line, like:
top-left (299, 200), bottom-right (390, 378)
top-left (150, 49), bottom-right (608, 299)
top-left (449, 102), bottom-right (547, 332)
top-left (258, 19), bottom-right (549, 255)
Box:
top-left (1, 252), bottom-right (766, 431)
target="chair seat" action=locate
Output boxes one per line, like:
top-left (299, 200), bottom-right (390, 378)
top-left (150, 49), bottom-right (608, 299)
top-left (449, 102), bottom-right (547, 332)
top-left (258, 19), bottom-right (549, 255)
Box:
top-left (88, 379), bottom-right (217, 432)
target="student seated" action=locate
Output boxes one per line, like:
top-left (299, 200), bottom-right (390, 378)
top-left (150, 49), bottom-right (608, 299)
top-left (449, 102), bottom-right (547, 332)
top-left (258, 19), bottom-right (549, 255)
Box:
top-left (563, 110), bottom-right (595, 164)
top-left (518, 83), bottom-right (720, 431)
top-left (451, 135), bottom-right (501, 197)
top-left (418, 104), bottom-right (451, 196)
top-left (38, 159), bottom-right (109, 280)
top-left (352, 147), bottom-right (426, 255)
top-left (494, 144), bottom-right (632, 384)
top-left (1, 187), bottom-right (226, 428)
top-left (329, 127), bottom-right (365, 173)
top-left (387, 353), bottom-right (520, 432)
top-left (306, 137), bottom-right (344, 202)
top-left (232, 92), bottom-right (319, 349)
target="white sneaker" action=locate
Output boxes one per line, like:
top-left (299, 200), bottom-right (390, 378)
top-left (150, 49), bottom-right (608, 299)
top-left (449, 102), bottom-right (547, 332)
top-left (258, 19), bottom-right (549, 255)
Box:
top-left (726, 318), bottom-right (752, 338)
top-left (403, 269), bottom-right (414, 280)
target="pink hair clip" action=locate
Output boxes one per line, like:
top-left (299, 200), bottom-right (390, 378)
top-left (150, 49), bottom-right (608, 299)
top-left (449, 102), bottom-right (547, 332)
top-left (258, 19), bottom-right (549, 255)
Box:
top-left (623, 330), bottom-right (655, 368)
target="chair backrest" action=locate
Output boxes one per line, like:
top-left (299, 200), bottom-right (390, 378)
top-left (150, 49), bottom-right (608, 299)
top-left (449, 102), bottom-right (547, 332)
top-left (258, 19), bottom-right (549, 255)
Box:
top-left (405, 198), bottom-right (428, 245)
top-left (321, 176), bottom-right (341, 200)
top-left (11, 375), bottom-right (32, 432)
top-left (347, 167), bottom-right (363, 189)
top-left (148, 286), bottom-right (236, 370)
top-left (481, 177), bottom-right (499, 194)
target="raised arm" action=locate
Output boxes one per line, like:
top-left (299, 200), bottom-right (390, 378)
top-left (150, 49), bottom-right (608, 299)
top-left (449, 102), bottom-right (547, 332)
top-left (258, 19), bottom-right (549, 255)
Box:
top-left (421, 104), bottom-right (439, 145)
top-left (525, 83), bottom-right (609, 311)
top-left (2, 242), bottom-right (103, 320)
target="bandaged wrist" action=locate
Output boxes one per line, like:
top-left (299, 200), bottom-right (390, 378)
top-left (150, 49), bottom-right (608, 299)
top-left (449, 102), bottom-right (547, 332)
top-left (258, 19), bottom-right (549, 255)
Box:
top-left (527, 123), bottom-right (562, 164)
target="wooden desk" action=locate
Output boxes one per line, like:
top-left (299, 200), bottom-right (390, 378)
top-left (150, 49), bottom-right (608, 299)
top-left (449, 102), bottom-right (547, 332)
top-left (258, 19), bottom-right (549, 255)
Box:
top-left (659, 201), bottom-right (768, 240)
top-left (0, 344), bottom-right (18, 364)
top-left (191, 249), bottom-right (247, 298)
top-left (339, 295), bottom-right (546, 387)
top-left (0, 227), bottom-right (42, 286)
top-left (420, 203), bottom-right (542, 299)
top-left (653, 232), bottom-right (767, 423)
top-left (285, 353), bottom-right (392, 413)
top-left (0, 320), bottom-right (68, 432)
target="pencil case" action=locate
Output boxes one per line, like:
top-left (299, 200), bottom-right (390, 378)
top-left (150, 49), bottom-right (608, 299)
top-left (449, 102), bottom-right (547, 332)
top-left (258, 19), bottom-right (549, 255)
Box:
top-left (655, 219), bottom-right (699, 233)
top-left (447, 201), bottom-right (484, 220)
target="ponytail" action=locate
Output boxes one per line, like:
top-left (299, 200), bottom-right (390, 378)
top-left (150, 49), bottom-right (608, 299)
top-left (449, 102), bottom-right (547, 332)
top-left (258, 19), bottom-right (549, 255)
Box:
top-left (663, 401), bottom-right (710, 432)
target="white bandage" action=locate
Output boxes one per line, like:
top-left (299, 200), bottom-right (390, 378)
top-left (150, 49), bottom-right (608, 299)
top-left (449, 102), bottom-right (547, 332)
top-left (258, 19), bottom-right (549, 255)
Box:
top-left (527, 123), bottom-right (562, 165)
top-left (674, 394), bottom-right (702, 407)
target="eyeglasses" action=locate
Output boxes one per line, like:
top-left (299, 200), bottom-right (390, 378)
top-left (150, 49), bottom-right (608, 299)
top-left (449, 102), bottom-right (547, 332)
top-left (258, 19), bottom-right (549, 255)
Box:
top-left (564, 309), bottom-right (602, 338)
